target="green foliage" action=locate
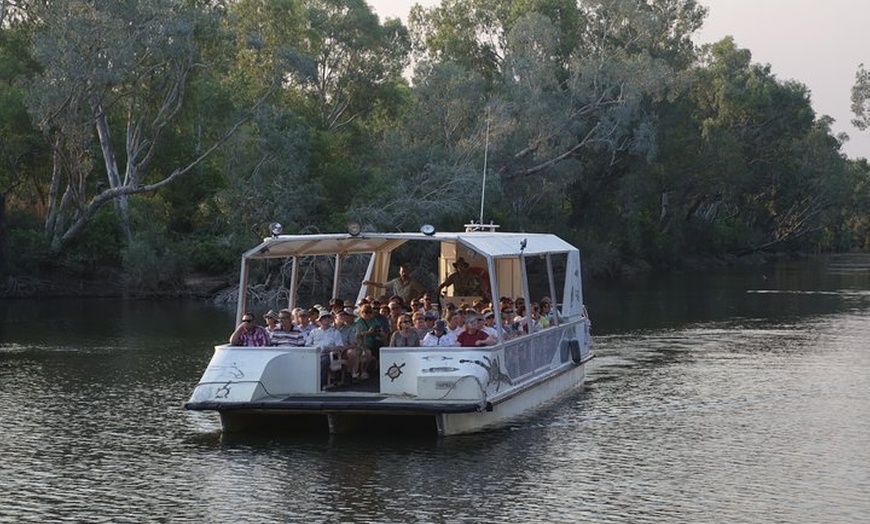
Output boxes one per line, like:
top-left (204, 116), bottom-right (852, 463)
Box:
top-left (852, 64), bottom-right (870, 131)
top-left (1, 0), bottom-right (866, 290)
top-left (190, 238), bottom-right (239, 275)
top-left (5, 212), bottom-right (52, 273)
top-left (56, 207), bottom-right (126, 272)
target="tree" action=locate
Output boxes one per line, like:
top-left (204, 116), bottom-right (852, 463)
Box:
top-left (222, 0), bottom-right (412, 234)
top-left (851, 63), bottom-right (870, 133)
top-left (407, 1), bottom-right (707, 232)
top-left (654, 37), bottom-right (849, 255)
top-left (409, 0), bottom-right (508, 84)
top-left (365, 60), bottom-right (490, 230)
top-left (22, 0), bottom-right (269, 253)
top-left (1, 17), bottom-right (47, 277)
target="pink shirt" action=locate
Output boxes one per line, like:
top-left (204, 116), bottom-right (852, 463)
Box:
top-left (237, 326), bottom-right (270, 347)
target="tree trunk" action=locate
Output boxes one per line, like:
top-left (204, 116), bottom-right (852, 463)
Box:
top-left (93, 103), bottom-right (133, 244)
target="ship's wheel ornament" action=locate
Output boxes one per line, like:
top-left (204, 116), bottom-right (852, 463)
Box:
top-left (386, 362), bottom-right (406, 381)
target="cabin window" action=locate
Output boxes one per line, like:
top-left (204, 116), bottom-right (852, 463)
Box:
top-left (523, 252), bottom-right (568, 316)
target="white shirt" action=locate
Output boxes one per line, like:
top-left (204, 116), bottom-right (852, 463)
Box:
top-left (308, 326), bottom-right (344, 352)
top-left (422, 330), bottom-right (457, 347)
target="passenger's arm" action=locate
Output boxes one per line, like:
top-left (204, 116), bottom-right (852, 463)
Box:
top-left (229, 324), bottom-right (246, 346)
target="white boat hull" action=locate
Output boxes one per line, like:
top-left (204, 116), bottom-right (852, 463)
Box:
top-left (184, 227), bottom-right (594, 436)
top-left (435, 360), bottom-right (586, 435)
top-left (187, 320), bottom-right (592, 436)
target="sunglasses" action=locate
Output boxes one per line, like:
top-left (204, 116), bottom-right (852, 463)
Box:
top-left (243, 318), bottom-right (254, 323)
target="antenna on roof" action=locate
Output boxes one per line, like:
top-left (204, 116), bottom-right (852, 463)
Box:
top-left (479, 108), bottom-right (490, 226)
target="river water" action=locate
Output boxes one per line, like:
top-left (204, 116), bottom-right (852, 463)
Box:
top-left (1, 255), bottom-right (869, 523)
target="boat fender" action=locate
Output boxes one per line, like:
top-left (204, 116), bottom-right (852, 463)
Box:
top-left (567, 339), bottom-right (582, 364)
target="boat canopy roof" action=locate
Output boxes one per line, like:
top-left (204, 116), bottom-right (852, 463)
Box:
top-left (243, 231), bottom-right (578, 260)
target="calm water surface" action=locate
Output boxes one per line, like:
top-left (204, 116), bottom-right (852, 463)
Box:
top-left (1, 255), bottom-right (869, 523)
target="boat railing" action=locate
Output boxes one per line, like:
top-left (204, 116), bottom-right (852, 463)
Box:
top-left (378, 317), bottom-right (590, 399)
top-left (206, 315), bottom-right (590, 401)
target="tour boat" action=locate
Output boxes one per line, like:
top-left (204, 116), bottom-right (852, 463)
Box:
top-left (185, 223), bottom-right (593, 436)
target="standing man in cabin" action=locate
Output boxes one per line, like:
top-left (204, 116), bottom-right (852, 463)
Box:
top-left (363, 264), bottom-right (426, 304)
top-left (437, 257), bottom-right (485, 298)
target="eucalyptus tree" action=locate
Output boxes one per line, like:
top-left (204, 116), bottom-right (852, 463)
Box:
top-left (0, 18), bottom-right (48, 277)
top-left (0, 0), bottom-right (28, 28)
top-left (675, 37), bottom-right (850, 254)
top-left (301, 0), bottom-right (410, 131)
top-left (22, 0), bottom-right (267, 254)
top-left (409, 0), bottom-right (509, 85)
top-left (224, 0), bottom-right (411, 233)
top-left (408, 0), bottom-right (707, 233)
top-left (362, 60), bottom-right (490, 230)
top-left (851, 63), bottom-right (870, 132)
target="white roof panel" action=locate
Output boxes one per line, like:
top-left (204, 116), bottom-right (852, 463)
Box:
top-left (244, 231), bottom-right (577, 260)
top-left (457, 233), bottom-right (576, 257)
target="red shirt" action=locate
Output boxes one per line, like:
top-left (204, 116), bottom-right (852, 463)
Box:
top-left (456, 329), bottom-right (489, 347)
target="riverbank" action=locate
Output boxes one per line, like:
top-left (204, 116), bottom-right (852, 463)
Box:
top-left (0, 251), bottom-right (804, 300)
top-left (0, 272), bottom-right (233, 300)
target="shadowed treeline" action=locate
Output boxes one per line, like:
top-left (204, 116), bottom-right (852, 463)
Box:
top-left (0, 0), bottom-right (868, 295)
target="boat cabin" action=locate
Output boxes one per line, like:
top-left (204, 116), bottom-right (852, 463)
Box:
top-left (186, 224), bottom-right (593, 436)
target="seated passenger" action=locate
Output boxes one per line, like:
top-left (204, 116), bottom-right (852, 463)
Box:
top-left (514, 304), bottom-right (541, 334)
top-left (456, 315), bottom-right (496, 347)
top-left (308, 310), bottom-right (346, 387)
top-left (270, 309), bottom-right (306, 346)
top-left (481, 309), bottom-right (498, 337)
top-left (334, 307), bottom-right (360, 376)
top-left (294, 307), bottom-right (315, 338)
top-left (408, 298), bottom-right (422, 313)
top-left (539, 296), bottom-right (561, 326)
top-left (387, 299), bottom-right (405, 328)
top-left (420, 293), bottom-right (437, 313)
top-left (328, 298), bottom-right (344, 315)
top-left (422, 320), bottom-right (457, 347)
top-left (472, 299), bottom-right (487, 313)
top-left (445, 310), bottom-right (463, 336)
top-left (263, 309), bottom-right (280, 335)
top-left (371, 300), bottom-right (391, 337)
top-left (498, 296), bottom-right (514, 310)
top-left (390, 314), bottom-right (421, 347)
top-left (353, 304), bottom-right (386, 380)
top-left (500, 307), bottom-right (520, 340)
top-left (229, 313), bottom-right (270, 347)
top-left (412, 311), bottom-right (429, 339)
top-left (538, 301), bottom-right (551, 329)
top-left (423, 310), bottom-right (438, 330)
top-left (443, 301), bottom-right (457, 316)
top-left (335, 307), bottom-right (357, 346)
